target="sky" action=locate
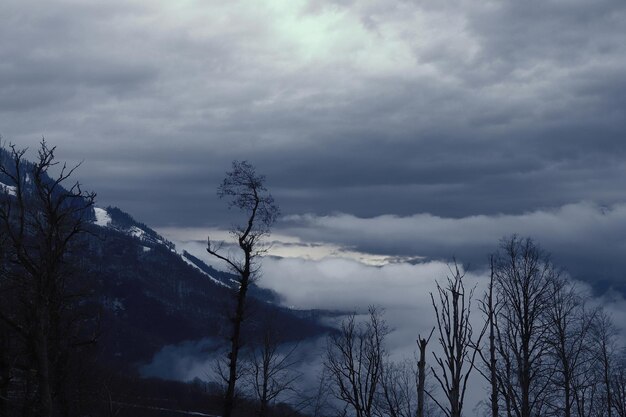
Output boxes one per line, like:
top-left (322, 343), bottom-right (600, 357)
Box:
top-left (3, 1), bottom-right (626, 414)
top-left (2, 0), bottom-right (625, 227)
top-left (5, 0), bottom-right (621, 279)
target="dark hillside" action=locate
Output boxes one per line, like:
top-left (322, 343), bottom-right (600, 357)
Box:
top-left (82, 207), bottom-right (330, 367)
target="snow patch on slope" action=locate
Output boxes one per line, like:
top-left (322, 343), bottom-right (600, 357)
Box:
top-left (90, 206), bottom-right (230, 289)
top-left (94, 207), bottom-right (112, 227)
top-left (0, 182), bottom-right (16, 196)
top-left (129, 226), bottom-right (146, 240)
top-left (180, 254), bottom-right (230, 288)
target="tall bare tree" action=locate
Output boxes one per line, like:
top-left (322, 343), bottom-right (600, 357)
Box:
top-left (325, 307), bottom-right (388, 417)
top-left (207, 160), bottom-right (279, 417)
top-left (567, 308), bottom-right (621, 417)
top-left (428, 262), bottom-right (484, 417)
top-left (592, 310), bottom-right (618, 417)
top-left (378, 359), bottom-right (418, 417)
top-left (612, 350), bottom-right (626, 417)
top-left (545, 277), bottom-right (595, 417)
top-left (492, 236), bottom-right (557, 417)
top-left (0, 141), bottom-right (96, 417)
top-left (244, 325), bottom-right (301, 417)
top-left (417, 328), bottom-right (434, 417)
top-left (476, 256), bottom-right (500, 417)
top-left (0, 212), bottom-right (11, 416)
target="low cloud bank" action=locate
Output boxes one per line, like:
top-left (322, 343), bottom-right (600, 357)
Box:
top-left (145, 242), bottom-right (626, 417)
top-left (281, 201), bottom-right (626, 288)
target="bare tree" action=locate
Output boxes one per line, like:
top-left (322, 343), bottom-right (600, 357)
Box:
top-left (324, 307), bottom-right (389, 417)
top-left (307, 368), bottom-right (334, 417)
top-left (417, 328), bottom-right (434, 417)
top-left (0, 141), bottom-right (96, 417)
top-left (592, 310), bottom-right (618, 417)
top-left (244, 326), bottom-right (301, 417)
top-left (544, 277), bottom-right (595, 417)
top-left (428, 262), bottom-right (484, 417)
top-left (612, 350), bottom-right (626, 417)
top-left (567, 309), bottom-right (621, 417)
top-left (206, 160), bottom-right (279, 417)
top-left (378, 359), bottom-right (418, 417)
top-left (492, 236), bottom-right (558, 417)
top-left (476, 256), bottom-right (500, 417)
top-left (0, 215), bottom-right (11, 416)
top-left (572, 355), bottom-right (602, 417)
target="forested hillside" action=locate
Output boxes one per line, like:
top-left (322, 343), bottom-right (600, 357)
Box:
top-left (0, 144), bottom-right (330, 416)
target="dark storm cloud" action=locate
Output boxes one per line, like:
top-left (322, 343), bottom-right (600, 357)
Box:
top-left (1, 0), bottom-right (625, 227)
top-left (0, 1), bottom-right (158, 109)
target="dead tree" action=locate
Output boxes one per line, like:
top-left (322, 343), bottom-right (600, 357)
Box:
top-left (475, 256), bottom-right (500, 417)
top-left (492, 236), bottom-right (557, 417)
top-left (206, 160), bottom-right (279, 417)
top-left (545, 276), bottom-right (595, 417)
top-left (567, 310), bottom-right (617, 417)
top-left (592, 310), bottom-right (618, 417)
top-left (377, 359), bottom-right (417, 417)
top-left (613, 351), bottom-right (626, 417)
top-left (0, 218), bottom-right (11, 416)
top-left (416, 328), bottom-right (434, 417)
top-left (428, 262), bottom-right (485, 417)
top-left (245, 326), bottom-right (301, 417)
top-left (0, 141), bottom-right (96, 417)
top-left (324, 307), bottom-right (388, 417)
top-left (308, 368), bottom-right (334, 417)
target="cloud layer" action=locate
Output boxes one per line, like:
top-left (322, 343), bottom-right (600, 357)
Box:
top-left (280, 201), bottom-right (626, 286)
top-left (162, 243), bottom-right (626, 416)
top-left (161, 200), bottom-right (626, 287)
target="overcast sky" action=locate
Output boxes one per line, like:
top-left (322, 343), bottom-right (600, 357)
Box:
top-left (2, 1), bottom-right (626, 280)
top-left (5, 2), bottom-right (626, 414)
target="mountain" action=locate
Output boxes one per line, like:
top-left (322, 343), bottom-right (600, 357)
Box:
top-left (84, 205), bottom-right (330, 368)
top-left (1, 146), bottom-right (331, 416)
top-left (1, 146), bottom-right (329, 369)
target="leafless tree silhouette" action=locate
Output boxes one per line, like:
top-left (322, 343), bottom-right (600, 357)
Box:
top-left (0, 141), bottom-right (96, 417)
top-left (325, 307), bottom-right (388, 417)
top-left (428, 261), bottom-right (484, 417)
top-left (206, 160), bottom-right (279, 417)
top-left (492, 236), bottom-right (558, 417)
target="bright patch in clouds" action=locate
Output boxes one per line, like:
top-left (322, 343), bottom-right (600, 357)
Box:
top-left (157, 226), bottom-right (421, 266)
top-left (161, 201), bottom-right (626, 285)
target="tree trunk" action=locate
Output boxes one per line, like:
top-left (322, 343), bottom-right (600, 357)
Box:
top-left (223, 266), bottom-right (250, 417)
top-left (0, 337), bottom-right (9, 417)
top-left (259, 356), bottom-right (269, 417)
top-left (417, 340), bottom-right (426, 417)
top-left (564, 374), bottom-right (571, 417)
top-left (604, 343), bottom-right (613, 417)
top-left (489, 258), bottom-right (499, 417)
top-left (259, 399), bottom-right (268, 417)
top-left (521, 347), bottom-right (530, 417)
top-left (417, 329), bottom-right (432, 417)
top-left (35, 311), bottom-right (53, 417)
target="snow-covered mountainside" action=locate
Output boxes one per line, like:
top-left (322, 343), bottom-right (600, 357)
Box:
top-left (86, 206), bottom-right (326, 366)
top-left (0, 181), bottom-right (17, 196)
top-left (91, 206), bottom-right (236, 290)
top-left (1, 146), bottom-right (329, 369)
top-left (93, 206), bottom-right (176, 249)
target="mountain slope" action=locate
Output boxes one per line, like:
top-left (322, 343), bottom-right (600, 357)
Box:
top-left (1, 145), bottom-right (329, 372)
top-left (85, 206), bottom-right (329, 367)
